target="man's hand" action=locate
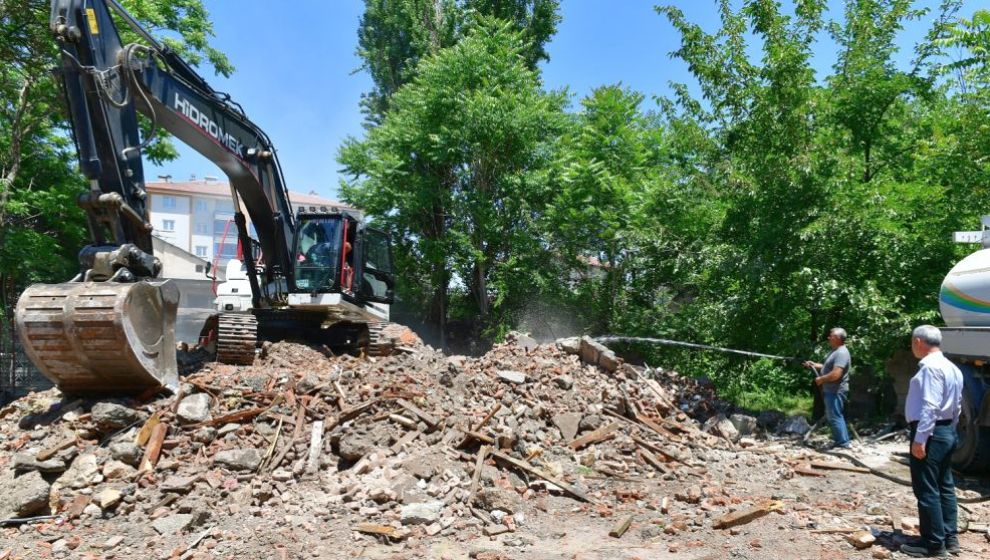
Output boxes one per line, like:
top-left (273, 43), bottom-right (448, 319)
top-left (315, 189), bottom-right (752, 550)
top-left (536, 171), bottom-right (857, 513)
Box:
top-left (911, 441), bottom-right (926, 460)
top-left (814, 376), bottom-right (824, 386)
top-left (802, 360), bottom-right (816, 369)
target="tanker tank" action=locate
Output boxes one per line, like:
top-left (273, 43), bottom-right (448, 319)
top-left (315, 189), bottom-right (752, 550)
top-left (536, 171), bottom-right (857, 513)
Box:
top-left (939, 247), bottom-right (990, 327)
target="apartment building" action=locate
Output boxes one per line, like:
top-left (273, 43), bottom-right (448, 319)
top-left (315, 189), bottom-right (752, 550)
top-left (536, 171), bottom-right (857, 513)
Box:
top-left (146, 178), bottom-right (354, 279)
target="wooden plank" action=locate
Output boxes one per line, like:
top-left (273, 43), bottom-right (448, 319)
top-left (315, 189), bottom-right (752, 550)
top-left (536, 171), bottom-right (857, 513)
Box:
top-left (339, 399), bottom-right (379, 422)
top-left (631, 435), bottom-right (689, 466)
top-left (637, 448), bottom-right (670, 474)
top-left (185, 406), bottom-right (268, 429)
top-left (609, 514), bottom-right (634, 538)
top-left (134, 412), bottom-right (160, 446)
top-left (396, 398), bottom-right (439, 428)
top-left (634, 412), bottom-right (681, 441)
top-left (490, 450), bottom-right (593, 503)
top-left (457, 403), bottom-right (502, 448)
top-left (809, 460), bottom-right (870, 474)
top-left (354, 523), bottom-right (397, 537)
top-left (333, 380), bottom-right (348, 406)
top-left (569, 422), bottom-right (620, 450)
top-left (36, 436), bottom-right (76, 461)
top-left (713, 504), bottom-right (772, 529)
top-left (389, 430), bottom-right (421, 454)
top-left (794, 463), bottom-right (827, 477)
top-left (138, 423), bottom-right (168, 473)
top-left (456, 427), bottom-right (495, 445)
top-left (466, 445), bottom-right (491, 504)
top-left (266, 402), bottom-right (307, 473)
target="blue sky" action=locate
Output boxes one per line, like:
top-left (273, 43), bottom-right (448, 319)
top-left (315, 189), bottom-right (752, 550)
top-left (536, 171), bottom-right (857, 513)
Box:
top-left (147, 0), bottom-right (958, 201)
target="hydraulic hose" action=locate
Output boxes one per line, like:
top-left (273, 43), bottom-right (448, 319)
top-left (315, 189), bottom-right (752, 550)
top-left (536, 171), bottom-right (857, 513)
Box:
top-left (594, 335), bottom-right (802, 363)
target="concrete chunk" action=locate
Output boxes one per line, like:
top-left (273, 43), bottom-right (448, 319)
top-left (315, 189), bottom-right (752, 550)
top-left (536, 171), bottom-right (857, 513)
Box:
top-left (214, 448), bottom-right (262, 471)
top-left (400, 501), bottom-right (444, 525)
top-left (176, 393), bottom-right (212, 425)
top-left (496, 370), bottom-right (527, 384)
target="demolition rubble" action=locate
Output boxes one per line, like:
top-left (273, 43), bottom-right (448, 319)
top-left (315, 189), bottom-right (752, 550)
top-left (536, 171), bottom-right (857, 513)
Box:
top-left (1, 334), bottom-right (988, 559)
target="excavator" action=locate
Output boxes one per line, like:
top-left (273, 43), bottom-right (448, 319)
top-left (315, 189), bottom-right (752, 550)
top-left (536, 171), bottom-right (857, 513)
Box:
top-left (15, 0), bottom-right (396, 396)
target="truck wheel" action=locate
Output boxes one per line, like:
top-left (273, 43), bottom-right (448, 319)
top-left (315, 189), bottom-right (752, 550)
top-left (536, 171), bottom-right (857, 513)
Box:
top-left (952, 377), bottom-right (990, 473)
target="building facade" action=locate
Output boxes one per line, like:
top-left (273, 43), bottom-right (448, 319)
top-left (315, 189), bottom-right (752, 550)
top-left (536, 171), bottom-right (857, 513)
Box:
top-left (146, 179), bottom-right (353, 277)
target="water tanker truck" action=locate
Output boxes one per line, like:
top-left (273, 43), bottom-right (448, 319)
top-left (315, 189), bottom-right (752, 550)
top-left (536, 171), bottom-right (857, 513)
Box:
top-left (938, 216), bottom-right (990, 471)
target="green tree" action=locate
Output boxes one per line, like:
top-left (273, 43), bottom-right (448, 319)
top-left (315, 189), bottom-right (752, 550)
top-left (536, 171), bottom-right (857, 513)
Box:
top-left (340, 19), bottom-right (567, 347)
top-left (356, 0), bottom-right (559, 120)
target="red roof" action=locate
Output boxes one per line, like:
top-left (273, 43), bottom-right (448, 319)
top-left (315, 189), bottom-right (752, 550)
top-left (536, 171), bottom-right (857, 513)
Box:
top-left (145, 181), bottom-right (354, 210)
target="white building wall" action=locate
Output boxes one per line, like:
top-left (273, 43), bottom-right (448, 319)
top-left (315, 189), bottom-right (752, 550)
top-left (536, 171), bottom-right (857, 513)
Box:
top-left (151, 194), bottom-right (191, 250)
top-left (152, 237), bottom-right (214, 281)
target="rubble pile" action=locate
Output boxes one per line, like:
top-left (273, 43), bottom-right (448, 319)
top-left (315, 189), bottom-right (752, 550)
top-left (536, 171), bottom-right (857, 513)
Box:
top-left (1, 332), bottom-right (987, 558)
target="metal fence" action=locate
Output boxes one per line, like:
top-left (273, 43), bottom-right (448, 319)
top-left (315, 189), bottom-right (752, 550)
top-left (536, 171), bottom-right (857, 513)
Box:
top-left (0, 325), bottom-right (53, 406)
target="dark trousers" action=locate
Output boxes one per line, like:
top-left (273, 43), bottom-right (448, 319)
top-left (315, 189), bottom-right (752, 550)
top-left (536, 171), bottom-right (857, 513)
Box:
top-left (908, 424), bottom-right (958, 551)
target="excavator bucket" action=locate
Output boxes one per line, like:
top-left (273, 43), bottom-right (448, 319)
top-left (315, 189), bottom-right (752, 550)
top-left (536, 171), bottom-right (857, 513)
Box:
top-left (15, 280), bottom-right (180, 396)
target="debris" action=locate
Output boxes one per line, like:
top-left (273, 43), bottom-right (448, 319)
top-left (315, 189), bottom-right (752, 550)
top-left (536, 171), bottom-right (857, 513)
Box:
top-left (809, 460), bottom-right (870, 474)
top-left (794, 463), bottom-right (826, 477)
top-left (847, 530), bottom-right (876, 549)
top-left (609, 514), bottom-right (634, 538)
top-left (490, 450), bottom-right (592, 503)
top-left (713, 502), bottom-right (779, 529)
top-left (0, 470), bottom-right (51, 518)
top-left (214, 448), bottom-right (263, 472)
top-left (176, 393), bottom-right (212, 424)
top-left (496, 370), bottom-right (527, 384)
top-left (134, 412), bottom-right (161, 446)
top-left (396, 399), bottom-right (438, 429)
top-left (569, 422), bottom-right (620, 450)
top-left (91, 402), bottom-right (145, 432)
top-left (400, 501), bottom-right (444, 525)
top-left (152, 513), bottom-right (194, 536)
top-left (305, 420), bottom-right (324, 474)
top-left (138, 422), bottom-right (168, 473)
top-left (354, 523), bottom-right (397, 538)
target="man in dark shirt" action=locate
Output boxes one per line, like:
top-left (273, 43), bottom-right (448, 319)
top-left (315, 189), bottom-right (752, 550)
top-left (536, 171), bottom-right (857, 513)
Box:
top-left (803, 327), bottom-right (851, 448)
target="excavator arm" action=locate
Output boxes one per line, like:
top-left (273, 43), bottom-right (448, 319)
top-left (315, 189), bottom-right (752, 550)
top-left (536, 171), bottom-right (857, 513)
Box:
top-left (15, 0), bottom-right (299, 395)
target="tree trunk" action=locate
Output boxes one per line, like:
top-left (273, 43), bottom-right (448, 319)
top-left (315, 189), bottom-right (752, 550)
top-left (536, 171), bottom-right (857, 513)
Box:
top-left (0, 78), bottom-right (34, 227)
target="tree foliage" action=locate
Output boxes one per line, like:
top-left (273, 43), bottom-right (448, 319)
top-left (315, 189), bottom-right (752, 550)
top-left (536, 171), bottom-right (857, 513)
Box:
top-left (341, 18), bottom-right (567, 348)
top-left (355, 0), bottom-right (559, 120)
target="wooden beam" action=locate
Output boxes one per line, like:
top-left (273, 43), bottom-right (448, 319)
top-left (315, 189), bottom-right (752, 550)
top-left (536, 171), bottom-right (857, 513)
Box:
top-left (490, 450), bottom-right (593, 503)
top-left (809, 461), bottom-right (869, 474)
top-left (609, 514), bottom-right (634, 538)
top-left (713, 504), bottom-right (773, 529)
top-left (396, 399), bottom-right (439, 428)
top-left (569, 422), bottom-right (620, 450)
top-left (138, 423), bottom-right (168, 473)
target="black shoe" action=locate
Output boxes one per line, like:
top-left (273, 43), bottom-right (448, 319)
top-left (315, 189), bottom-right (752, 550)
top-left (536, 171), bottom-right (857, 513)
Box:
top-left (900, 542), bottom-right (948, 558)
top-left (945, 539), bottom-right (960, 556)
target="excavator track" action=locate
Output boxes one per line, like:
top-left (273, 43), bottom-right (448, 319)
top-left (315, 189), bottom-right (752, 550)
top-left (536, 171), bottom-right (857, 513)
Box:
top-left (216, 313), bottom-right (258, 365)
top-left (366, 322), bottom-right (394, 357)
top-left (15, 280), bottom-right (179, 396)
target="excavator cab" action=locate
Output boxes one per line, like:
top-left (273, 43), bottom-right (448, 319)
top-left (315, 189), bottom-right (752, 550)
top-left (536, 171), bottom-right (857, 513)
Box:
top-left (291, 212), bottom-right (395, 305)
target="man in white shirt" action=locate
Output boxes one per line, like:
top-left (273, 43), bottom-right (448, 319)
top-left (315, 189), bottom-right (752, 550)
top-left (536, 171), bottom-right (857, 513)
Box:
top-left (901, 325), bottom-right (963, 558)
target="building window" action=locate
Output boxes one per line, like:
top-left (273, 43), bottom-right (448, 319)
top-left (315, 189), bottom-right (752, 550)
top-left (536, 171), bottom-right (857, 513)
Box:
top-left (195, 245), bottom-right (207, 257)
top-left (214, 241), bottom-right (238, 259)
top-left (163, 196), bottom-right (176, 209)
top-left (195, 264), bottom-right (205, 273)
top-left (162, 219), bottom-right (175, 232)
top-left (195, 199), bottom-right (208, 212)
top-left (195, 222), bottom-right (209, 234)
